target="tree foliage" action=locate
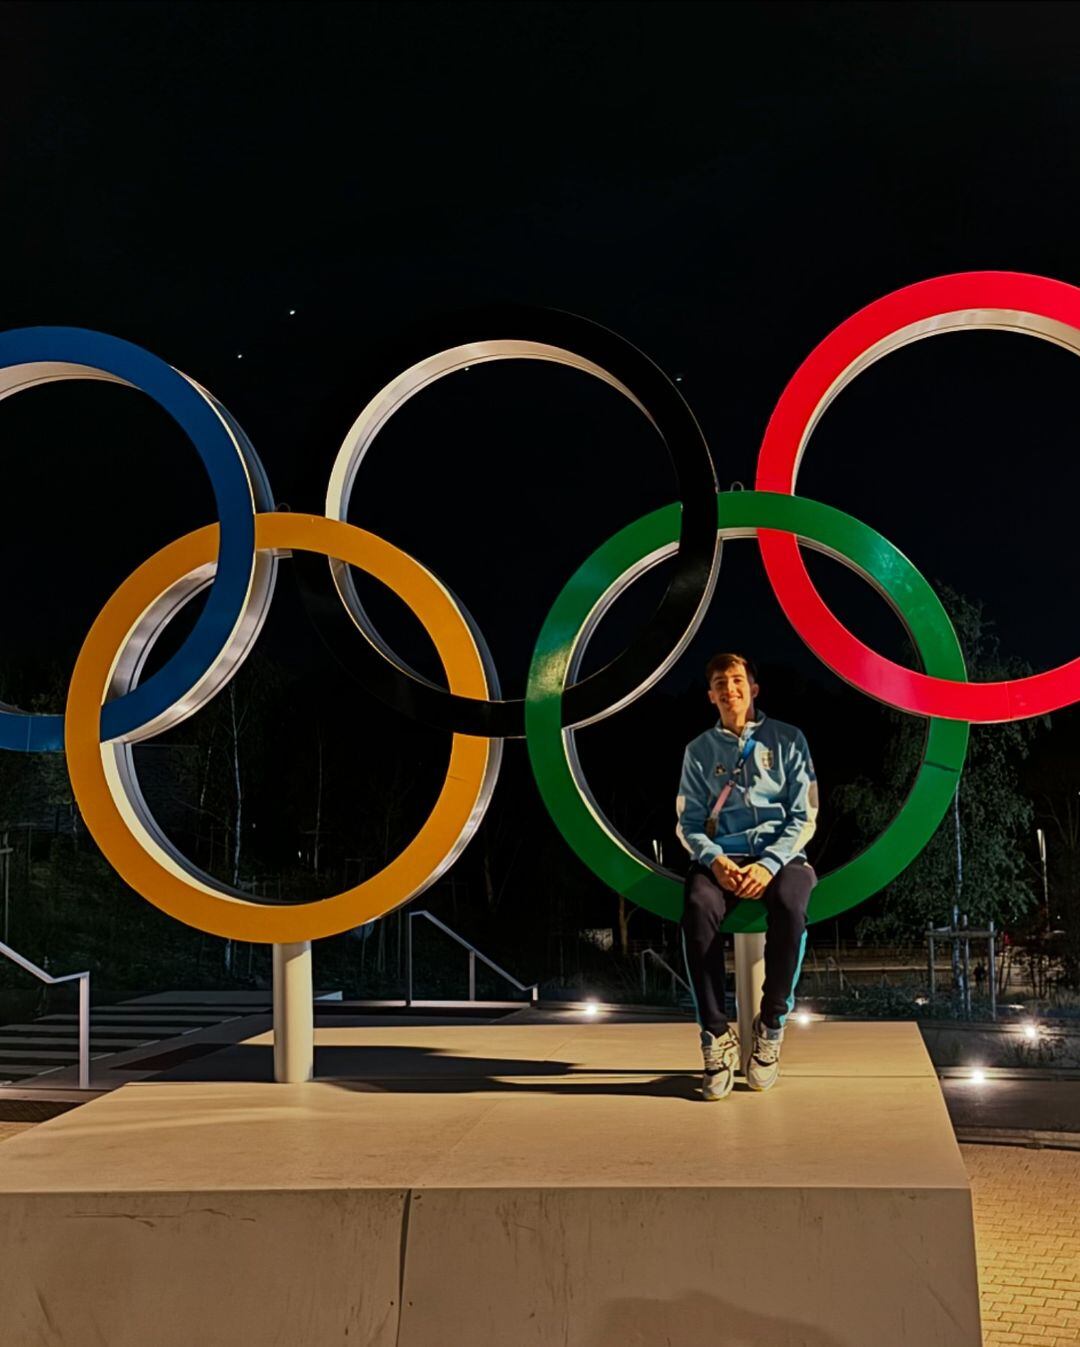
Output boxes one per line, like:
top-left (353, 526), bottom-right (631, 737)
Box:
top-left (833, 587), bottom-right (1042, 943)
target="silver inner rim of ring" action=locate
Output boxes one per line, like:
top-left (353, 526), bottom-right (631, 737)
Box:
top-left (323, 340), bottom-right (722, 731)
top-left (99, 548), bottom-right (502, 912)
top-left (0, 360), bottom-right (276, 743)
top-left (561, 524), bottom-right (926, 883)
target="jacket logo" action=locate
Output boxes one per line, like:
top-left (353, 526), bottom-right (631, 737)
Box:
top-left (715, 765), bottom-right (727, 776)
top-left (759, 749), bottom-right (774, 770)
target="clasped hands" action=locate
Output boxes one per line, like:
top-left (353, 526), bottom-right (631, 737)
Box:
top-left (711, 855), bottom-right (772, 899)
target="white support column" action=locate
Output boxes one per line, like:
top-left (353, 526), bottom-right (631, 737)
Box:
top-left (77, 973), bottom-right (90, 1090)
top-left (273, 941), bottom-right (313, 1083)
top-left (733, 931), bottom-right (765, 1076)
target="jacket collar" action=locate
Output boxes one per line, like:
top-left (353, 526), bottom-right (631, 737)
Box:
top-left (714, 711), bottom-right (767, 741)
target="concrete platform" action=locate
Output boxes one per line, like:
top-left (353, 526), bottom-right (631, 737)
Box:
top-left (0, 1017), bottom-right (981, 1346)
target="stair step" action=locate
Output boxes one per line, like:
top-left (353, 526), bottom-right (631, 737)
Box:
top-left (0, 1049), bottom-right (91, 1062)
top-left (0, 1025), bottom-right (160, 1039)
top-left (41, 1013), bottom-right (227, 1024)
top-left (0, 1037), bottom-right (149, 1051)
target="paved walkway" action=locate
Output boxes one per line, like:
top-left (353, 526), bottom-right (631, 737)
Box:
top-left (945, 1078), bottom-right (1080, 1134)
top-left (962, 1143), bottom-right (1080, 1346)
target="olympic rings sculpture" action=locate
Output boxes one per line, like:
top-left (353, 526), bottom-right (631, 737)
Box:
top-left (3, 271), bottom-right (1077, 944)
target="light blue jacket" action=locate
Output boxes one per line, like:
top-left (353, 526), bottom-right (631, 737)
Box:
top-left (675, 712), bottom-right (818, 875)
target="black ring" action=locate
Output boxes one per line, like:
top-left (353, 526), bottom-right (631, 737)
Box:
top-left (293, 305), bottom-right (718, 738)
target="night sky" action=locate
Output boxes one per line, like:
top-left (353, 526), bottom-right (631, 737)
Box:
top-left (3, 2), bottom-right (1080, 884)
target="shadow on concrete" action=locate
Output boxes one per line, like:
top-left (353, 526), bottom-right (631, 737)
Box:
top-left (586, 1288), bottom-right (848, 1347)
top-left (151, 1041), bottom-right (728, 1100)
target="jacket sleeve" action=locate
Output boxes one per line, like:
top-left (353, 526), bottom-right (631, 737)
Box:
top-left (758, 731), bottom-right (819, 875)
top-left (675, 746), bottom-right (725, 865)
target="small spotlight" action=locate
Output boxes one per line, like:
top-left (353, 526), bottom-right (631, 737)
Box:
top-left (288, 309), bottom-right (296, 316)
top-left (970, 1068), bottom-right (986, 1085)
top-left (796, 1011), bottom-right (811, 1025)
top-left (1023, 1023), bottom-right (1039, 1041)
top-left (237, 352), bottom-right (244, 360)
top-left (915, 995), bottom-right (929, 1006)
top-left (582, 999), bottom-right (599, 1018)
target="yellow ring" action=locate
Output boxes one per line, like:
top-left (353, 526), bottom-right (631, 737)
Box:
top-left (65, 513), bottom-right (495, 942)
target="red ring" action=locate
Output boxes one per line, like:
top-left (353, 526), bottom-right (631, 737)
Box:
top-left (754, 271), bottom-right (1080, 723)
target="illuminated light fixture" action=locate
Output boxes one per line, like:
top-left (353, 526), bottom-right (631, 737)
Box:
top-left (796, 1011), bottom-right (811, 1025)
top-left (969, 1068), bottom-right (987, 1085)
top-left (582, 999), bottom-right (599, 1018)
top-left (915, 995), bottom-right (929, 1006)
top-left (1023, 1023), bottom-right (1039, 1040)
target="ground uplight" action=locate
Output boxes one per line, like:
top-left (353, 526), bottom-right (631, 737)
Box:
top-left (1022, 1022), bottom-right (1039, 1041)
top-left (796, 1011), bottom-right (812, 1025)
top-left (969, 1068), bottom-right (987, 1085)
top-left (582, 999), bottom-right (599, 1018)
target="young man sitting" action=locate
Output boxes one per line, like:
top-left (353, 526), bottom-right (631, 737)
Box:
top-left (675, 653), bottom-right (818, 1100)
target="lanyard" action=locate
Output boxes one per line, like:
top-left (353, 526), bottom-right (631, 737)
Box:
top-left (708, 736), bottom-right (755, 823)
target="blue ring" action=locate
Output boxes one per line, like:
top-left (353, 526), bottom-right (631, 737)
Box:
top-left (0, 328), bottom-right (263, 752)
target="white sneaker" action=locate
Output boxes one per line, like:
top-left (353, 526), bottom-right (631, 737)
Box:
top-left (700, 1028), bottom-right (739, 1101)
top-left (746, 1015), bottom-right (784, 1091)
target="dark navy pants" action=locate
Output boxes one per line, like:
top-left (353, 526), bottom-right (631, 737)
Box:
top-left (681, 857), bottom-right (816, 1035)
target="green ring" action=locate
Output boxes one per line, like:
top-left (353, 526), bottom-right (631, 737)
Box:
top-left (524, 491), bottom-right (969, 931)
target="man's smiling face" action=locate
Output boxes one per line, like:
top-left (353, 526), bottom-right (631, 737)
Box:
top-left (707, 661), bottom-right (760, 730)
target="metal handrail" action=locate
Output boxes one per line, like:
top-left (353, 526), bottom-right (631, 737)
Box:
top-left (0, 939), bottom-right (90, 1089)
top-left (639, 947), bottom-right (692, 1000)
top-left (406, 911), bottom-right (539, 1005)
top-left (824, 954), bottom-right (847, 991)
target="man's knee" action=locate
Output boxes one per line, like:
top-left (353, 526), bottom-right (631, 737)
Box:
top-left (765, 863), bottom-right (815, 920)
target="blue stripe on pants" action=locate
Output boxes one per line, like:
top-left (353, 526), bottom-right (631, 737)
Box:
top-left (776, 929), bottom-right (808, 1028)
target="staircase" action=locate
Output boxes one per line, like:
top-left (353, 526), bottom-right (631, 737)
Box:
top-left (0, 992), bottom-right (271, 1086)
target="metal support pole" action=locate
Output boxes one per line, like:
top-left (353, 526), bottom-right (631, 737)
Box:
top-left (988, 921), bottom-right (996, 1022)
top-left (733, 931), bottom-right (766, 1077)
top-left (77, 972), bottom-right (90, 1090)
top-left (928, 930), bottom-right (935, 998)
top-left (961, 913), bottom-right (971, 1019)
top-left (405, 913), bottom-right (413, 1006)
top-left (1037, 827), bottom-right (1050, 937)
top-left (273, 941), bottom-right (313, 1083)
top-left (1, 830), bottom-right (10, 944)
top-left (468, 949), bottom-right (476, 1001)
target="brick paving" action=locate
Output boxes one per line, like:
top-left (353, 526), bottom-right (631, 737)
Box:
top-left (962, 1143), bottom-right (1080, 1347)
top-left (0, 1123), bottom-right (1075, 1343)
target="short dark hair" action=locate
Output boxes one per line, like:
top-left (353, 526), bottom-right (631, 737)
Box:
top-left (705, 652), bottom-right (758, 685)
